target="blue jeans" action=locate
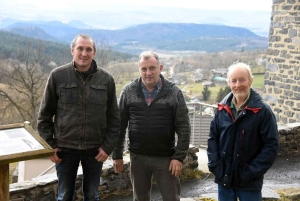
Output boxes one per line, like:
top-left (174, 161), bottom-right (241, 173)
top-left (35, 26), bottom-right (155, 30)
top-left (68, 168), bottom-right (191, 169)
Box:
top-left (56, 147), bottom-right (103, 201)
top-left (130, 153), bottom-right (181, 201)
top-left (218, 184), bottom-right (262, 201)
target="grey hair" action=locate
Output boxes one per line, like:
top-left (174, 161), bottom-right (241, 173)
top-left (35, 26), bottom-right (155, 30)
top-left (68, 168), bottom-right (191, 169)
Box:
top-left (227, 62), bottom-right (253, 83)
top-left (70, 34), bottom-right (97, 52)
top-left (139, 51), bottom-right (160, 64)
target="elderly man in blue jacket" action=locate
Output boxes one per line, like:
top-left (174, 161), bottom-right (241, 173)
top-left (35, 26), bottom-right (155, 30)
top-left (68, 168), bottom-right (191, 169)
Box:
top-left (207, 62), bottom-right (279, 201)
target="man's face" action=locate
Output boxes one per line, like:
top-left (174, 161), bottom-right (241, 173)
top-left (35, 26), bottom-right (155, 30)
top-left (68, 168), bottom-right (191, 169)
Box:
top-left (71, 37), bottom-right (96, 71)
top-left (228, 67), bottom-right (252, 101)
top-left (139, 56), bottom-right (163, 90)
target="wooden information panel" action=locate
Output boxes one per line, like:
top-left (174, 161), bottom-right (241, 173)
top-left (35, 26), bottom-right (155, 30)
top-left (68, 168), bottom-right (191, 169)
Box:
top-left (0, 122), bottom-right (54, 201)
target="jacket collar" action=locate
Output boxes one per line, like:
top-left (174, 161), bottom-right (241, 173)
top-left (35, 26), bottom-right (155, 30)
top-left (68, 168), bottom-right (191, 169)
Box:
top-left (72, 59), bottom-right (97, 74)
top-left (136, 74), bottom-right (174, 99)
top-left (218, 88), bottom-right (262, 114)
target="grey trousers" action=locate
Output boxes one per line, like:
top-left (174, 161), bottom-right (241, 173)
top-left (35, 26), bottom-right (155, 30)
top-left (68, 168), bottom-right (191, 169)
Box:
top-left (130, 153), bottom-right (181, 201)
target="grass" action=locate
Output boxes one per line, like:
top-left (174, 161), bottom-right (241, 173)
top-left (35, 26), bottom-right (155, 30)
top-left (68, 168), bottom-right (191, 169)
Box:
top-left (252, 73), bottom-right (264, 89)
top-left (179, 168), bottom-right (205, 181)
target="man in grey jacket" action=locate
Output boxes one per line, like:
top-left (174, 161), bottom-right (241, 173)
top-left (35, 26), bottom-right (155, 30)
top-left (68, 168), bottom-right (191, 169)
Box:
top-left (37, 34), bottom-right (120, 201)
top-left (112, 51), bottom-right (191, 201)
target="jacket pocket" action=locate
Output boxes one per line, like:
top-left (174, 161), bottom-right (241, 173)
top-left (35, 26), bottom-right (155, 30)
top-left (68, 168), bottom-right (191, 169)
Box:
top-left (89, 84), bottom-right (108, 105)
top-left (210, 160), bottom-right (224, 181)
top-left (237, 165), bottom-right (254, 187)
top-left (59, 83), bottom-right (79, 104)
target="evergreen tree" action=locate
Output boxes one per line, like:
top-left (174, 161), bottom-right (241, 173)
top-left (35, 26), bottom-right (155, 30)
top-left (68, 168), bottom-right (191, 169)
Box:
top-left (202, 85), bottom-right (211, 101)
top-left (216, 87), bottom-right (224, 103)
top-left (216, 86), bottom-right (231, 102)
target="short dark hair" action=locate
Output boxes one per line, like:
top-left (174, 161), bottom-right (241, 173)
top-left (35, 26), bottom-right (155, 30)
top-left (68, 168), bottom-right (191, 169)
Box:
top-left (139, 51), bottom-right (160, 64)
top-left (71, 34), bottom-right (96, 52)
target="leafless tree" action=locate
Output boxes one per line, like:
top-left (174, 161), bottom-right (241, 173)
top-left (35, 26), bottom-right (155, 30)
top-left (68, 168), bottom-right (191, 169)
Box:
top-left (94, 39), bottom-right (112, 68)
top-left (0, 43), bottom-right (47, 128)
top-left (106, 62), bottom-right (137, 84)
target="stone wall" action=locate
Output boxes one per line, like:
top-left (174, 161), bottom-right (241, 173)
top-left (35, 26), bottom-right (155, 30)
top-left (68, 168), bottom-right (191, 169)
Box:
top-left (9, 146), bottom-right (199, 201)
top-left (278, 122), bottom-right (300, 155)
top-left (264, 0), bottom-right (300, 124)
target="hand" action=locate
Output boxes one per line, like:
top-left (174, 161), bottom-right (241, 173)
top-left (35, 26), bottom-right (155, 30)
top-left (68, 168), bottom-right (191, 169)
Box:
top-left (169, 159), bottom-right (182, 177)
top-left (95, 147), bottom-right (108, 162)
top-left (50, 148), bottom-right (62, 164)
top-left (113, 159), bottom-right (124, 173)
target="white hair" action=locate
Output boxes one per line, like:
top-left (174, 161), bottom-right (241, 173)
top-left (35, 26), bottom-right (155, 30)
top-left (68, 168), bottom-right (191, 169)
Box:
top-left (227, 62), bottom-right (253, 83)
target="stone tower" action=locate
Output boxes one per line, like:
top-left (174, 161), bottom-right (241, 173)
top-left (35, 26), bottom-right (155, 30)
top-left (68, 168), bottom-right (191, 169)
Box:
top-left (264, 0), bottom-right (300, 124)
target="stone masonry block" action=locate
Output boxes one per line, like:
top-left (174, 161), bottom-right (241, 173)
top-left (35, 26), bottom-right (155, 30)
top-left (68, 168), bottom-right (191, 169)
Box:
top-left (282, 5), bottom-right (293, 10)
top-left (263, 94), bottom-right (278, 103)
top-left (273, 0), bottom-right (285, 3)
top-left (284, 16), bottom-right (296, 22)
top-left (289, 29), bottom-right (297, 37)
top-left (266, 63), bottom-right (278, 71)
top-left (292, 37), bottom-right (300, 44)
top-left (284, 38), bottom-right (292, 43)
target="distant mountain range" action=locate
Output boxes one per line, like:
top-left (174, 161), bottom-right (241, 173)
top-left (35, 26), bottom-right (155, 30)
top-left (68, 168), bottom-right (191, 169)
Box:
top-left (1, 19), bottom-right (268, 54)
top-left (0, 6), bottom-right (271, 36)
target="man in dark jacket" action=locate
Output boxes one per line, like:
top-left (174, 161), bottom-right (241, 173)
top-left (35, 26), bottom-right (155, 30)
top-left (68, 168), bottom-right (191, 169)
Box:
top-left (207, 62), bottom-right (279, 201)
top-left (37, 34), bottom-right (120, 201)
top-left (112, 51), bottom-right (191, 201)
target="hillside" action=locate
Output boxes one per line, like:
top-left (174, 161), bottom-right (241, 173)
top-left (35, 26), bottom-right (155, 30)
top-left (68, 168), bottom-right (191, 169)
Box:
top-left (0, 30), bottom-right (135, 71)
top-left (5, 22), bottom-right (268, 54)
top-left (0, 30), bottom-right (71, 70)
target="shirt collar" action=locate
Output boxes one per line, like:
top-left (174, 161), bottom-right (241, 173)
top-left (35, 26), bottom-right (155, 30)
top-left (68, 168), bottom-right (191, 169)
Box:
top-left (141, 78), bottom-right (162, 91)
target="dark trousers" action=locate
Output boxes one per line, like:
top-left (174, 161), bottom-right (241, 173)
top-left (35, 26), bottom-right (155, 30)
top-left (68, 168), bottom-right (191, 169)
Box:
top-left (56, 147), bottom-right (103, 201)
top-left (218, 184), bottom-right (262, 201)
top-left (130, 153), bottom-right (180, 201)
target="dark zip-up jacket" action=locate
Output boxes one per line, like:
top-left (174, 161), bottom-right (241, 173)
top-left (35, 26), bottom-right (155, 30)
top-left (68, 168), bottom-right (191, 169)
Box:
top-left (112, 75), bottom-right (190, 162)
top-left (207, 89), bottom-right (279, 190)
top-left (37, 60), bottom-right (120, 155)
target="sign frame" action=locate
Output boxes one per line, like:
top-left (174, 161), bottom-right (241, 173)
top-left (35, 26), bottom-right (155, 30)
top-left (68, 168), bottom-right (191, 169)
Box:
top-left (0, 122), bottom-right (54, 165)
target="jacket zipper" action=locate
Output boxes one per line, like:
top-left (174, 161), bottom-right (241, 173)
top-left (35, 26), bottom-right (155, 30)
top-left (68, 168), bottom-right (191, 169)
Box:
top-left (76, 69), bottom-right (85, 149)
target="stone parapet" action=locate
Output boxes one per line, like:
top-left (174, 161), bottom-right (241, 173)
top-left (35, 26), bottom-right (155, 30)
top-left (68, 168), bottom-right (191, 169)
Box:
top-left (278, 122), bottom-right (300, 155)
top-left (9, 145), bottom-right (199, 201)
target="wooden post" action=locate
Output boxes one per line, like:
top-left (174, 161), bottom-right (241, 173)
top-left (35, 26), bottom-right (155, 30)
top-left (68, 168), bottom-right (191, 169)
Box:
top-left (0, 164), bottom-right (9, 201)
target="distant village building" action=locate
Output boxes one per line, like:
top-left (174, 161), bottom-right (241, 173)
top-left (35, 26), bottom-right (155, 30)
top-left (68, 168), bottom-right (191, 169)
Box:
top-left (195, 68), bottom-right (203, 73)
top-left (213, 76), bottom-right (227, 82)
top-left (211, 68), bottom-right (228, 78)
top-left (168, 73), bottom-right (187, 85)
top-left (190, 96), bottom-right (202, 103)
top-left (173, 61), bottom-right (193, 73)
top-left (191, 68), bottom-right (204, 83)
top-left (162, 61), bottom-right (173, 71)
top-left (192, 74), bottom-right (204, 83)
top-left (202, 81), bottom-right (215, 87)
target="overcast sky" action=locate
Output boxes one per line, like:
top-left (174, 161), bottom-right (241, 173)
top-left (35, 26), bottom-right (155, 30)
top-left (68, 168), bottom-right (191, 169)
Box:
top-left (1, 0), bottom-right (273, 13)
top-left (0, 0), bottom-right (273, 25)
